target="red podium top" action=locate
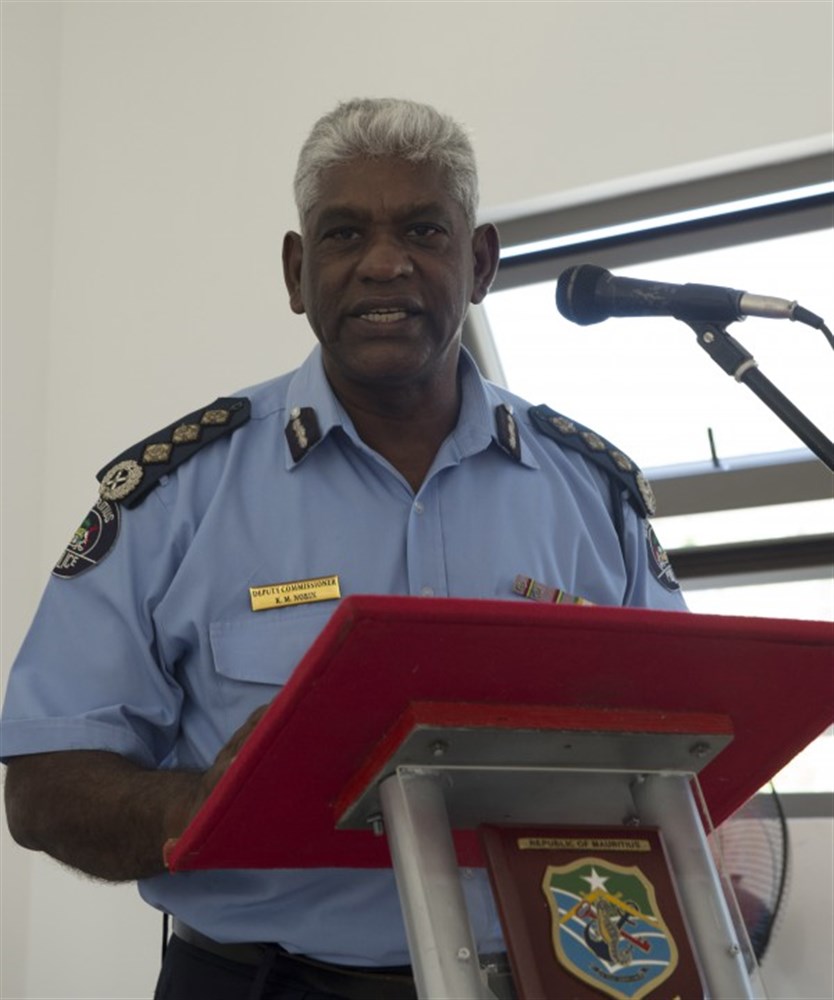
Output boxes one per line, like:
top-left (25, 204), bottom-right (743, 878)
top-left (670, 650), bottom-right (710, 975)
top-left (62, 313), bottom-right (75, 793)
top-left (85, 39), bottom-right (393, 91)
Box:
top-left (167, 597), bottom-right (833, 872)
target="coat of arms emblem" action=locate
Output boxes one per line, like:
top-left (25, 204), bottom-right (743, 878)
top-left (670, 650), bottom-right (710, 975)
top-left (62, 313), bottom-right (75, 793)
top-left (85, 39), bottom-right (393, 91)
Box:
top-left (543, 857), bottom-right (679, 999)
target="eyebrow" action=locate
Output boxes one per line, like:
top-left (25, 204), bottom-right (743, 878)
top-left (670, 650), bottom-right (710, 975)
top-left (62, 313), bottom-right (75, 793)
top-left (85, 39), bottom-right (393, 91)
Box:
top-left (313, 201), bottom-right (457, 230)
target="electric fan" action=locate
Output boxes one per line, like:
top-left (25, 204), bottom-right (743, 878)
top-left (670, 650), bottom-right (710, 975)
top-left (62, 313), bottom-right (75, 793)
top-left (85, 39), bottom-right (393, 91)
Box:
top-left (711, 783), bottom-right (790, 961)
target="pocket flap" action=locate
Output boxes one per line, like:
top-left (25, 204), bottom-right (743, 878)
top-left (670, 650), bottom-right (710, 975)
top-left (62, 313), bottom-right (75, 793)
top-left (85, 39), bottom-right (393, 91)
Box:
top-left (209, 604), bottom-right (337, 687)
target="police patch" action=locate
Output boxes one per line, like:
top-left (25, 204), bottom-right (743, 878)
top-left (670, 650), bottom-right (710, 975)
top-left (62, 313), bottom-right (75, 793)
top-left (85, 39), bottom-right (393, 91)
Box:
top-left (53, 498), bottom-right (120, 578)
top-left (645, 522), bottom-right (679, 592)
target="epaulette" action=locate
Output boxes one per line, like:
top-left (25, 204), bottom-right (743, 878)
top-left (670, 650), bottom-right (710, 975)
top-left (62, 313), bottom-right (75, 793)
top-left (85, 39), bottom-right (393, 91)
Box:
top-left (528, 404), bottom-right (656, 517)
top-left (96, 397), bottom-right (250, 508)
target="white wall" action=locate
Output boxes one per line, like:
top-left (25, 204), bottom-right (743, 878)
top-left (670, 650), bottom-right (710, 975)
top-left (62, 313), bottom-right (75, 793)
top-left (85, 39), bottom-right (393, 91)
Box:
top-left (2, 2), bottom-right (832, 997)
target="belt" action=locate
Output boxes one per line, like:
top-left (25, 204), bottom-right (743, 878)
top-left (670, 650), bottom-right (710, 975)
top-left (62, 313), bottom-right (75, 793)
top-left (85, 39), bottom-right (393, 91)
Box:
top-left (172, 920), bottom-right (513, 1000)
top-left (172, 919), bottom-right (417, 1000)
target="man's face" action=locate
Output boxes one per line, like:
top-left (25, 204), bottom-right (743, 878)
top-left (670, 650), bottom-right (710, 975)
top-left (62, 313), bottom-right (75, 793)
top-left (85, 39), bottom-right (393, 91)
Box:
top-left (283, 157), bottom-right (498, 399)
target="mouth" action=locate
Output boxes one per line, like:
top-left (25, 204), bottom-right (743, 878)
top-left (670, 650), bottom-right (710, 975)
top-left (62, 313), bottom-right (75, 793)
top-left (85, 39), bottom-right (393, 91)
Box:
top-left (360, 309), bottom-right (409, 324)
top-left (350, 301), bottom-right (422, 325)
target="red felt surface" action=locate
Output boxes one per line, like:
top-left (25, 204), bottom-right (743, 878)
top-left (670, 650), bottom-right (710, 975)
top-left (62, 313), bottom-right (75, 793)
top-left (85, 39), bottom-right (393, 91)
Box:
top-left (167, 596), bottom-right (833, 872)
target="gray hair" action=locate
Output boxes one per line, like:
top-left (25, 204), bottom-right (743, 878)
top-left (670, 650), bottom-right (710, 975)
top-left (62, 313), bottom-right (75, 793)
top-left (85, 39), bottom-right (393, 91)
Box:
top-left (294, 98), bottom-right (479, 230)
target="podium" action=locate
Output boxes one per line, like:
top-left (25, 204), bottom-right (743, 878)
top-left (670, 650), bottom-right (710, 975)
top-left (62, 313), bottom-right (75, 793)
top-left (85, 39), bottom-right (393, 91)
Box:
top-left (167, 596), bottom-right (834, 999)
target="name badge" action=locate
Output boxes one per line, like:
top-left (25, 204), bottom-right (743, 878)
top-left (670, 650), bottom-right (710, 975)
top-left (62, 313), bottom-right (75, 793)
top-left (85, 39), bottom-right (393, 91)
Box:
top-left (249, 575), bottom-right (341, 612)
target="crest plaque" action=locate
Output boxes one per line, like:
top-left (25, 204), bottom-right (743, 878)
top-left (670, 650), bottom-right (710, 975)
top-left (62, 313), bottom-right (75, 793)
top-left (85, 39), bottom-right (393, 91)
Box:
top-left (481, 825), bottom-right (704, 999)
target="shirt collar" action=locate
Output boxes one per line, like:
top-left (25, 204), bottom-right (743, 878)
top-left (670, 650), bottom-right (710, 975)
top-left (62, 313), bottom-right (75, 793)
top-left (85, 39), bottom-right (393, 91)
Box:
top-left (283, 345), bottom-right (538, 470)
top-left (453, 350), bottom-right (538, 469)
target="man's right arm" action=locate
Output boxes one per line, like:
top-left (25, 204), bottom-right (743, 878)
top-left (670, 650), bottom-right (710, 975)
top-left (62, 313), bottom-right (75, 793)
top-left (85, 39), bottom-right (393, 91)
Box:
top-left (4, 704), bottom-right (268, 882)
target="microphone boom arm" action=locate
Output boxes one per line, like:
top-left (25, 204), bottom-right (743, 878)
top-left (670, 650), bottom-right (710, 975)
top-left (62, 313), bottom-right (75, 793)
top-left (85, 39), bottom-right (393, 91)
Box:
top-left (687, 319), bottom-right (834, 472)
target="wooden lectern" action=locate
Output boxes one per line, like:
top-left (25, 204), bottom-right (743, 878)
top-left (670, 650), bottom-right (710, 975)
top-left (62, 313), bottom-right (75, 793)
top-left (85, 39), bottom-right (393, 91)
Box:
top-left (167, 597), bottom-right (833, 1000)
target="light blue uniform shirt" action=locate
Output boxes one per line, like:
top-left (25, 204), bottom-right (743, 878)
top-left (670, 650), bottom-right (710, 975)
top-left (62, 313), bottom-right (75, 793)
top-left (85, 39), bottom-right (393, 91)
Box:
top-left (2, 347), bottom-right (686, 965)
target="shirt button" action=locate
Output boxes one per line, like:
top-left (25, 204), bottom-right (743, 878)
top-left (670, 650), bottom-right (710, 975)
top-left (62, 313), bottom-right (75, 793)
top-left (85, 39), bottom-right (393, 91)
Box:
top-left (413, 500), bottom-right (425, 515)
top-left (461, 868), bottom-right (474, 879)
top-left (420, 586), bottom-right (434, 597)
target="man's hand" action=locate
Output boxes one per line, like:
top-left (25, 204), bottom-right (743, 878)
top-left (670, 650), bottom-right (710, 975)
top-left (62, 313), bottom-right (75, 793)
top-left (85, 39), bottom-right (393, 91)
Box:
top-left (4, 703), bottom-right (271, 882)
top-left (162, 704), bottom-right (270, 861)
top-left (196, 703), bottom-right (270, 809)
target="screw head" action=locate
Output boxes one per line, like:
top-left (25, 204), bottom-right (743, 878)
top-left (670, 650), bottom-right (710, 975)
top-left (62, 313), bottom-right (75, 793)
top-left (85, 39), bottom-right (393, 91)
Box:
top-left (457, 947), bottom-right (471, 961)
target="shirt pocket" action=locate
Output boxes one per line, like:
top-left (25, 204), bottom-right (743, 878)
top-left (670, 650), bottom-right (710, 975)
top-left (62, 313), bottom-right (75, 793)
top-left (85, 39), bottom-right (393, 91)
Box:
top-left (209, 603), bottom-right (337, 690)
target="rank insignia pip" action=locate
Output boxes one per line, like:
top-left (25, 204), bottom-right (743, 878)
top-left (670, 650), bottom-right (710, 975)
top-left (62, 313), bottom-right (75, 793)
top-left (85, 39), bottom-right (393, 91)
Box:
top-left (99, 459), bottom-right (143, 502)
top-left (528, 404), bottom-right (657, 518)
top-left (96, 397), bottom-right (250, 508)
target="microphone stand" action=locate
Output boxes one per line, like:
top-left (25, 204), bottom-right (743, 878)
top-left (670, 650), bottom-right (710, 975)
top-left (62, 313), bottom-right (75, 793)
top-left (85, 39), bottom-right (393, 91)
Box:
top-left (686, 319), bottom-right (834, 472)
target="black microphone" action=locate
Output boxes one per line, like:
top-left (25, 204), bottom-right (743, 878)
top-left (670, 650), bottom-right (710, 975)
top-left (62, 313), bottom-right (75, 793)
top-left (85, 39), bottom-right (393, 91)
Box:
top-left (556, 264), bottom-right (820, 327)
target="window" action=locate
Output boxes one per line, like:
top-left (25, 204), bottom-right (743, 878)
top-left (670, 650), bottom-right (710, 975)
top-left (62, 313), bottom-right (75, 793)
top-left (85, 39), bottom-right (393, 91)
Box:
top-left (465, 147), bottom-right (834, 810)
top-left (482, 228), bottom-right (833, 469)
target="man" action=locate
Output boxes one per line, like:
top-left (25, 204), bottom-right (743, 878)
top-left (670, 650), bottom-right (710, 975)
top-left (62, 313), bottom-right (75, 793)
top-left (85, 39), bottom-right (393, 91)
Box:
top-left (3, 98), bottom-right (686, 999)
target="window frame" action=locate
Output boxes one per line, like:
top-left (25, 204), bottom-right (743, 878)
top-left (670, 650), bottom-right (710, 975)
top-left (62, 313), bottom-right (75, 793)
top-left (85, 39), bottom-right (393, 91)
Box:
top-left (463, 147), bottom-right (834, 816)
top-left (463, 145), bottom-right (834, 524)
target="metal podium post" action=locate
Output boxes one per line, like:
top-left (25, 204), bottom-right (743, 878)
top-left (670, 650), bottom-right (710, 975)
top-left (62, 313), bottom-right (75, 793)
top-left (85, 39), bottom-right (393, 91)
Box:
top-left (633, 773), bottom-right (765, 999)
top-left (379, 767), bottom-right (490, 1000)
top-left (377, 763), bottom-right (766, 1000)
top-left (349, 717), bottom-right (762, 1000)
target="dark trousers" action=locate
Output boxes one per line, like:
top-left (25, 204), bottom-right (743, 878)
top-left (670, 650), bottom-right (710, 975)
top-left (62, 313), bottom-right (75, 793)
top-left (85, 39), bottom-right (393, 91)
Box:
top-left (154, 936), bottom-right (351, 1000)
top-left (155, 931), bottom-right (513, 1000)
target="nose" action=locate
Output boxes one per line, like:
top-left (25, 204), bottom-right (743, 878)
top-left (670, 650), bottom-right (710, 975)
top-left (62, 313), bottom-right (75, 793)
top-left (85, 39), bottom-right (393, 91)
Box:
top-left (356, 233), bottom-right (414, 282)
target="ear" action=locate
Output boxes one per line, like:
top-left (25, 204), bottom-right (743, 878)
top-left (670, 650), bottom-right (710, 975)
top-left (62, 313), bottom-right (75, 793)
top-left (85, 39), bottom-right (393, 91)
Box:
top-left (282, 231), bottom-right (306, 315)
top-left (469, 223), bottom-right (500, 305)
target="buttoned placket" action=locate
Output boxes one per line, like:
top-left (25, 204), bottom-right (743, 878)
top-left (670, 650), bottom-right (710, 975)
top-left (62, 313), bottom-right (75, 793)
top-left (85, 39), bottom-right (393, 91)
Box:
top-left (405, 477), bottom-right (448, 598)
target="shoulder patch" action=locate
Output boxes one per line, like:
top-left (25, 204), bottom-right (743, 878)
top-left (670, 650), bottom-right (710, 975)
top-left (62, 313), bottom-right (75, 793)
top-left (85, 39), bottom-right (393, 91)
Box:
top-left (645, 521), bottom-right (680, 591)
top-left (97, 397), bottom-right (250, 508)
top-left (53, 497), bottom-right (121, 578)
top-left (528, 403), bottom-right (656, 517)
